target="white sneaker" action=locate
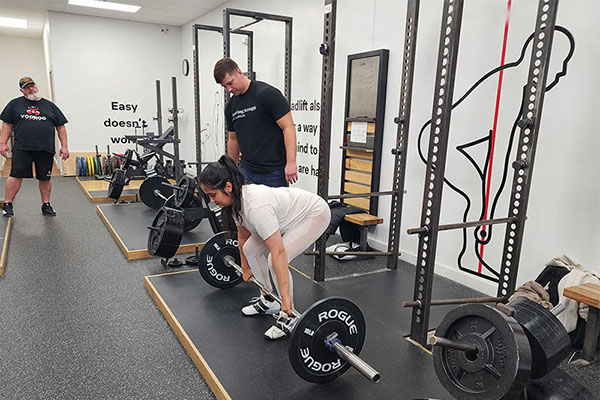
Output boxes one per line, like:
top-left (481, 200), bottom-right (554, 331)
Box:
top-left (264, 312), bottom-right (298, 341)
top-left (241, 295), bottom-right (280, 316)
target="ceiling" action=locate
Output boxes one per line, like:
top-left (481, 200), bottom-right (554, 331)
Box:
top-left (0, 0), bottom-right (230, 38)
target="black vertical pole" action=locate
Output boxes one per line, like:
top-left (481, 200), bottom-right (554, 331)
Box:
top-left (386, 0), bottom-right (420, 270)
top-left (497, 0), bottom-right (560, 298)
top-left (284, 19), bottom-right (293, 102)
top-left (410, 0), bottom-right (464, 346)
top-left (155, 80), bottom-right (164, 163)
top-left (193, 26), bottom-right (202, 180)
top-left (171, 76), bottom-right (182, 181)
top-left (314, 0), bottom-right (337, 282)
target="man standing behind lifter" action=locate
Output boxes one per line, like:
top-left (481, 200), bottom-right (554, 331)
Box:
top-left (213, 57), bottom-right (298, 187)
top-left (0, 77), bottom-right (69, 217)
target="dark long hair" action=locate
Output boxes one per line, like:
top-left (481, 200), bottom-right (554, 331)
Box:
top-left (198, 155), bottom-right (245, 232)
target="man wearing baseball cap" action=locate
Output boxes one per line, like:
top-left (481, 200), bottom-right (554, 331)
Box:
top-left (0, 77), bottom-right (70, 217)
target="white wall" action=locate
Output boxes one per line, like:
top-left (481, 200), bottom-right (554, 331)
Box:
top-left (47, 12), bottom-right (182, 155)
top-left (178, 0), bottom-right (600, 294)
top-left (0, 35), bottom-right (50, 114)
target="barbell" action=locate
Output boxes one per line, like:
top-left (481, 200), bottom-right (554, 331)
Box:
top-left (197, 231), bottom-right (381, 384)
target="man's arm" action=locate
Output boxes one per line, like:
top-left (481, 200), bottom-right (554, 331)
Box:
top-left (276, 112), bottom-right (298, 184)
top-left (227, 131), bottom-right (240, 162)
top-left (56, 125), bottom-right (69, 160)
top-left (0, 122), bottom-right (13, 158)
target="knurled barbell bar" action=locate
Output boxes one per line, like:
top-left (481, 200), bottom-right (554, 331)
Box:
top-left (198, 231), bottom-right (381, 384)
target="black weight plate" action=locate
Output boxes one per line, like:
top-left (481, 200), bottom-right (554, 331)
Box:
top-left (139, 176), bottom-right (173, 209)
top-left (183, 196), bottom-right (204, 232)
top-left (288, 297), bottom-right (366, 384)
top-left (185, 255), bottom-right (198, 265)
top-left (197, 231), bottom-right (243, 289)
top-left (526, 367), bottom-right (593, 400)
top-left (164, 194), bottom-right (204, 232)
top-left (96, 156), bottom-right (103, 175)
top-left (174, 175), bottom-right (195, 208)
top-left (107, 169), bottom-right (126, 199)
top-left (122, 149), bottom-right (134, 169)
top-left (508, 298), bottom-right (571, 379)
top-left (147, 207), bottom-right (184, 258)
top-left (432, 303), bottom-right (532, 400)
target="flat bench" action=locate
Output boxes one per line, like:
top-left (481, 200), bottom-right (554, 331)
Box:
top-left (343, 213), bottom-right (383, 251)
top-left (563, 282), bottom-right (600, 362)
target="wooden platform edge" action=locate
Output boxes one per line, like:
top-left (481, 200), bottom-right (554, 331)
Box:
top-left (96, 205), bottom-right (206, 260)
top-left (96, 205), bottom-right (134, 260)
top-left (144, 275), bottom-right (231, 400)
top-left (77, 177), bottom-right (138, 203)
top-left (76, 177), bottom-right (94, 201)
top-left (0, 217), bottom-right (12, 276)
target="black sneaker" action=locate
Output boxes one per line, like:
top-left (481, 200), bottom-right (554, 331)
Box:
top-left (41, 203), bottom-right (56, 216)
top-left (2, 202), bottom-right (13, 217)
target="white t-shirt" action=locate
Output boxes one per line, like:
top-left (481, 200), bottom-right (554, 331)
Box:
top-left (234, 184), bottom-right (327, 240)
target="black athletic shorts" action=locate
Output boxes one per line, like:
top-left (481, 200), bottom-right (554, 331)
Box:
top-left (10, 149), bottom-right (54, 180)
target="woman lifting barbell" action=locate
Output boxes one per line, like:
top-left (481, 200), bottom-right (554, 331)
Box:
top-left (199, 155), bottom-right (331, 340)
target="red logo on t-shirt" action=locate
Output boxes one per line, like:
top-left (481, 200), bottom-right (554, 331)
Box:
top-left (26, 106), bottom-right (40, 116)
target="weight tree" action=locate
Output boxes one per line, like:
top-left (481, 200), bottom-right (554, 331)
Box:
top-left (408, 0), bottom-right (561, 347)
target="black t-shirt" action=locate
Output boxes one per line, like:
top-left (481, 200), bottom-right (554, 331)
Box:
top-left (225, 81), bottom-right (290, 173)
top-left (0, 97), bottom-right (68, 153)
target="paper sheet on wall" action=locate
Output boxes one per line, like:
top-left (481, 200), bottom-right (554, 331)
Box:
top-left (350, 122), bottom-right (368, 143)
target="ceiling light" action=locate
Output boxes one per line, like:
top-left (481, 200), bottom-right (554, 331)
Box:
top-left (68, 0), bottom-right (141, 13)
top-left (0, 17), bottom-right (28, 29)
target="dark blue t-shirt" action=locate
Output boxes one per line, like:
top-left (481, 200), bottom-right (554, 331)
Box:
top-left (0, 97), bottom-right (68, 153)
top-left (225, 81), bottom-right (290, 173)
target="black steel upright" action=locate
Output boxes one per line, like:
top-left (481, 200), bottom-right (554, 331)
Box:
top-left (192, 24), bottom-right (253, 179)
top-left (154, 80), bottom-right (164, 163)
top-left (497, 0), bottom-right (560, 298)
top-left (410, 0), bottom-right (464, 346)
top-left (314, 0), bottom-right (337, 282)
top-left (170, 76), bottom-right (182, 181)
top-left (222, 9), bottom-right (292, 151)
top-left (223, 9), bottom-right (292, 101)
top-left (386, 0), bottom-right (421, 270)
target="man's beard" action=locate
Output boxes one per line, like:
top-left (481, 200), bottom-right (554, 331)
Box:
top-left (26, 93), bottom-right (39, 101)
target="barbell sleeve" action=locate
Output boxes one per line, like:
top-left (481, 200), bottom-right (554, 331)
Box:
top-left (429, 336), bottom-right (478, 355)
top-left (550, 303), bottom-right (566, 316)
top-left (153, 189), bottom-right (168, 201)
top-left (331, 340), bottom-right (381, 383)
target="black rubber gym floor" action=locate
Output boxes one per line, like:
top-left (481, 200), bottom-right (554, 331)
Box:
top-left (146, 269), bottom-right (450, 399)
top-left (0, 177), bottom-right (597, 399)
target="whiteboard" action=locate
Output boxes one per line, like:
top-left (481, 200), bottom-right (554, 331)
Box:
top-left (348, 56), bottom-right (380, 119)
